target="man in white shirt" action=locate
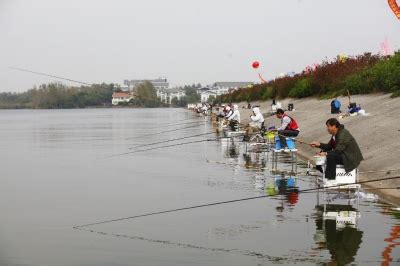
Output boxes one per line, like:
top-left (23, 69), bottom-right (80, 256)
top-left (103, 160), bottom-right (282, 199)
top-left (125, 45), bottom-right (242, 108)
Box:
top-left (227, 104), bottom-right (240, 131)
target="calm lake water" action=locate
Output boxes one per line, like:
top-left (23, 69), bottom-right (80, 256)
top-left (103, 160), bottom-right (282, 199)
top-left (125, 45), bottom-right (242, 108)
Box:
top-left (0, 108), bottom-right (398, 265)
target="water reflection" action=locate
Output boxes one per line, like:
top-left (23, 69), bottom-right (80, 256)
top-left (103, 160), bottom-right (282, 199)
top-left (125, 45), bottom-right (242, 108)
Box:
top-left (381, 209), bottom-right (400, 265)
top-left (266, 174), bottom-right (299, 220)
top-left (243, 152), bottom-right (266, 169)
top-left (212, 132), bottom-right (397, 265)
top-left (220, 138), bottom-right (240, 158)
top-left (314, 191), bottom-right (363, 265)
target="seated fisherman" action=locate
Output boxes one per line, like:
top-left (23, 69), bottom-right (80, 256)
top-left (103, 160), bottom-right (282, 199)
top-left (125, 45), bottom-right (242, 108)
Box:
top-left (275, 109), bottom-right (300, 149)
top-left (348, 103), bottom-right (360, 114)
top-left (224, 105), bottom-right (233, 118)
top-left (250, 107), bottom-right (264, 129)
top-left (310, 118), bottom-right (363, 180)
top-left (245, 107), bottom-right (265, 137)
top-left (227, 104), bottom-right (240, 131)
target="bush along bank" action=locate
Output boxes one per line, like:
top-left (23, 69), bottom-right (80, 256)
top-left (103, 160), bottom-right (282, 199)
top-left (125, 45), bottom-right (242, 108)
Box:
top-left (217, 51), bottom-right (400, 103)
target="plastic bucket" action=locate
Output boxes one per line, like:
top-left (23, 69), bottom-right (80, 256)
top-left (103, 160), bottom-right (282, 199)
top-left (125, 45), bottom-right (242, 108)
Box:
top-left (265, 131), bottom-right (276, 141)
top-left (286, 138), bottom-right (296, 149)
top-left (314, 155), bottom-right (326, 166)
top-left (287, 177), bottom-right (296, 188)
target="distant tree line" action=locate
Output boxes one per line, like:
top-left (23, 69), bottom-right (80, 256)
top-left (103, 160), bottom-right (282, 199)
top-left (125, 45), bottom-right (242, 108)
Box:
top-left (0, 81), bottom-right (205, 109)
top-left (0, 83), bottom-right (114, 109)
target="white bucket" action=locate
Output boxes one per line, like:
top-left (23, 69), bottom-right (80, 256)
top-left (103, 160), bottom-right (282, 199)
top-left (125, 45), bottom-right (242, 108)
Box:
top-left (314, 155), bottom-right (326, 166)
top-left (358, 109), bottom-right (366, 116)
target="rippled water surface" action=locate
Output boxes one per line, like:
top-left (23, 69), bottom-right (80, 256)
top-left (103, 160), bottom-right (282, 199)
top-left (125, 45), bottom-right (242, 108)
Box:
top-left (0, 108), bottom-right (398, 265)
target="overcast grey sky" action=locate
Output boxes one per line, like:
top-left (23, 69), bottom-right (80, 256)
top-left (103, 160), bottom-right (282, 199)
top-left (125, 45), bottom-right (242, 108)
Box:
top-left (0, 0), bottom-right (399, 92)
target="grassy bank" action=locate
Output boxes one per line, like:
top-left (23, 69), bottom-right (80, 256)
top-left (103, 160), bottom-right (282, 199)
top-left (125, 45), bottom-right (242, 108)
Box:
top-left (218, 51), bottom-right (400, 103)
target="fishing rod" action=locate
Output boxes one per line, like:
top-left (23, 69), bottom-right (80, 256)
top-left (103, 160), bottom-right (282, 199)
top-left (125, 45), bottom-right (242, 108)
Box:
top-left (10, 67), bottom-right (92, 86)
top-left (129, 131), bottom-right (217, 149)
top-left (128, 118), bottom-right (247, 149)
top-left (128, 120), bottom-right (261, 150)
top-left (10, 67), bottom-right (181, 108)
top-left (107, 136), bottom-right (230, 158)
top-left (125, 123), bottom-right (205, 140)
top-left (360, 187), bottom-right (400, 190)
top-left (153, 118), bottom-right (203, 128)
top-left (273, 132), bottom-right (312, 145)
top-left (73, 175), bottom-right (400, 228)
top-left (146, 120), bottom-right (203, 130)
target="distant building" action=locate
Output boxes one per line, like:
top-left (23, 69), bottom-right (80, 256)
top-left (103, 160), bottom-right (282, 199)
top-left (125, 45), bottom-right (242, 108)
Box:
top-left (113, 83), bottom-right (130, 92)
top-left (156, 88), bottom-right (186, 104)
top-left (196, 87), bottom-right (217, 103)
top-left (123, 78), bottom-right (169, 90)
top-left (213, 82), bottom-right (253, 94)
top-left (112, 92), bottom-right (134, 105)
top-left (198, 82), bottom-right (253, 102)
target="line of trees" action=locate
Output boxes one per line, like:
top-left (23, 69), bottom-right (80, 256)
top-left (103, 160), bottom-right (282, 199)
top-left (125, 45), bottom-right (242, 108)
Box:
top-left (0, 81), bottom-right (204, 109)
top-left (217, 51), bottom-right (400, 103)
top-left (0, 83), bottom-right (114, 109)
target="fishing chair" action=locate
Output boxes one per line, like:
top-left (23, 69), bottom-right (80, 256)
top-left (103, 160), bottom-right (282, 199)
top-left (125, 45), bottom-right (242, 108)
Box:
top-left (317, 161), bottom-right (360, 190)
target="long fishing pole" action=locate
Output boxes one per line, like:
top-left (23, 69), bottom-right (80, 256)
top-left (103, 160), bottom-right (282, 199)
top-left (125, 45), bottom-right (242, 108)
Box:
top-left (129, 131), bottom-right (216, 149)
top-left (273, 132), bottom-right (312, 145)
top-left (10, 67), bottom-right (92, 86)
top-left (155, 117), bottom-right (205, 128)
top-left (126, 123), bottom-right (205, 140)
top-left (107, 136), bottom-right (229, 158)
top-left (151, 119), bottom-right (198, 129)
top-left (73, 175), bottom-right (400, 228)
top-left (145, 106), bottom-right (214, 129)
top-left (10, 67), bottom-right (181, 107)
top-left (146, 120), bottom-right (203, 130)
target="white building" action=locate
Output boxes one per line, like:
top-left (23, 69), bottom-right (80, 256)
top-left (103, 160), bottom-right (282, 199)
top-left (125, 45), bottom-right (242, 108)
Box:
top-left (196, 87), bottom-right (217, 103)
top-left (113, 83), bottom-right (130, 92)
top-left (124, 78), bottom-right (169, 90)
top-left (198, 82), bottom-right (253, 102)
top-left (112, 92), bottom-right (134, 105)
top-left (156, 88), bottom-right (186, 104)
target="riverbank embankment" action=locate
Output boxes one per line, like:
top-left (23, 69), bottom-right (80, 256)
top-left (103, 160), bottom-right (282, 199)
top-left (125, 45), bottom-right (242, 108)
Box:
top-left (234, 93), bottom-right (400, 205)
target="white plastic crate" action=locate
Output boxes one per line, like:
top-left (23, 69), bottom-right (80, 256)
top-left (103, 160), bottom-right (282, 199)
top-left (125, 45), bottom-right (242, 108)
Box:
top-left (323, 165), bottom-right (360, 189)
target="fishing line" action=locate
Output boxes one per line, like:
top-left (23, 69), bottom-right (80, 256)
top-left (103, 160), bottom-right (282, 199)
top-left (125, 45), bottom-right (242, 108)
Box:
top-left (274, 132), bottom-right (311, 145)
top-left (73, 175), bottom-right (400, 228)
top-left (125, 123), bottom-right (205, 140)
top-left (10, 67), bottom-right (92, 86)
top-left (10, 67), bottom-right (181, 107)
top-left (129, 132), bottom-right (217, 149)
top-left (155, 117), bottom-right (204, 128)
top-left (146, 120), bottom-right (203, 130)
top-left (106, 136), bottom-right (230, 158)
